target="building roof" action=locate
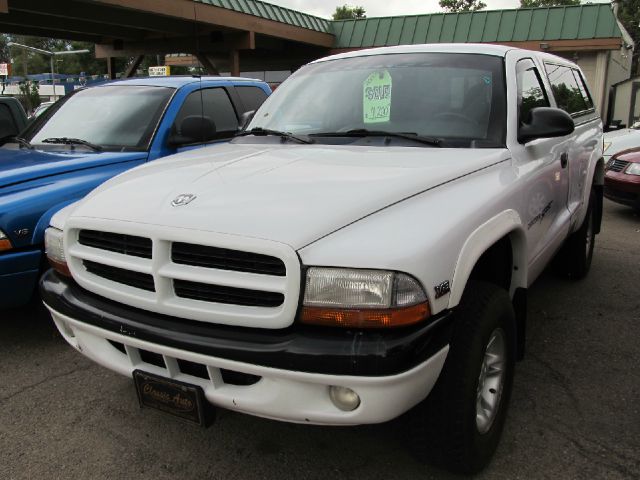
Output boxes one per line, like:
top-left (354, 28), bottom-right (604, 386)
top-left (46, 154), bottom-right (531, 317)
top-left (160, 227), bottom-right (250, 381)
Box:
top-left (194, 2), bottom-right (623, 48)
top-left (193, 0), bottom-right (332, 33)
top-left (330, 4), bottom-right (623, 49)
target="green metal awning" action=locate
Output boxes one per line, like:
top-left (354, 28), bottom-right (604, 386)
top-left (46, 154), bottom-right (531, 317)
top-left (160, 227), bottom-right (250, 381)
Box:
top-left (329, 4), bottom-right (622, 48)
top-left (190, 2), bottom-right (623, 48)
top-left (194, 0), bottom-right (332, 33)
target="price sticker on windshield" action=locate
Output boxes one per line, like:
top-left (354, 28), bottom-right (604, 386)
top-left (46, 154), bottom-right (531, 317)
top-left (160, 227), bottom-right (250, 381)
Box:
top-left (363, 71), bottom-right (392, 124)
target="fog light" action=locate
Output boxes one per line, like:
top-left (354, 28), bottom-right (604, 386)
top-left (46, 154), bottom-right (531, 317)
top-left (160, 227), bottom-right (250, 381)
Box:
top-left (329, 386), bottom-right (360, 411)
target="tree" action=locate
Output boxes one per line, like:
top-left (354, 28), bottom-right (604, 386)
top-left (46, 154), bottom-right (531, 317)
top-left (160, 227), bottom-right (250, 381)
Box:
top-left (16, 80), bottom-right (40, 113)
top-left (519, 0), bottom-right (579, 7)
top-left (439, 0), bottom-right (486, 12)
top-left (332, 5), bottom-right (366, 20)
top-left (615, 0), bottom-right (640, 74)
top-left (1, 35), bottom-right (113, 77)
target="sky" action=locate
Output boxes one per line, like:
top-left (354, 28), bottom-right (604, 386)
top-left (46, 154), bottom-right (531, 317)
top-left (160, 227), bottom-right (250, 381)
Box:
top-left (265, 0), bottom-right (608, 18)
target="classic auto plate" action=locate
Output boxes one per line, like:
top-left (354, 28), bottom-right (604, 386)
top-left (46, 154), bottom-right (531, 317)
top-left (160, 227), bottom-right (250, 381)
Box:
top-left (133, 370), bottom-right (214, 426)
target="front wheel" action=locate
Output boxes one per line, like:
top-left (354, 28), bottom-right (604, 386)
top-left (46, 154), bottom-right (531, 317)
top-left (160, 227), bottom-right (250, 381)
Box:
top-left (408, 281), bottom-right (515, 474)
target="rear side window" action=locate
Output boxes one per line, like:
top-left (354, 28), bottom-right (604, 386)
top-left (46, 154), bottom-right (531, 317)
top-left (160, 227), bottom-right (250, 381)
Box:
top-left (0, 103), bottom-right (18, 140)
top-left (174, 88), bottom-right (239, 142)
top-left (517, 60), bottom-right (549, 122)
top-left (571, 69), bottom-right (594, 110)
top-left (236, 86), bottom-right (268, 112)
top-left (544, 63), bottom-right (592, 115)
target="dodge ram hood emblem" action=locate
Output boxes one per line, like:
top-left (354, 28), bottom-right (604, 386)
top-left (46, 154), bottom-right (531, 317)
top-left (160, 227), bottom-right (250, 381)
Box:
top-left (171, 193), bottom-right (197, 207)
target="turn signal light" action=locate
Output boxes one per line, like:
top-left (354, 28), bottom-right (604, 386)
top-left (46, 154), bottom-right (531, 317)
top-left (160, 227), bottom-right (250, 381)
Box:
top-left (0, 230), bottom-right (12, 251)
top-left (300, 302), bottom-right (430, 329)
top-left (48, 258), bottom-right (72, 277)
top-left (44, 227), bottom-right (71, 277)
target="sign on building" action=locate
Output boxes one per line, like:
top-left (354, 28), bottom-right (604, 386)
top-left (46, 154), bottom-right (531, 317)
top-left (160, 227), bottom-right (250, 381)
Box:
top-left (0, 63), bottom-right (11, 76)
top-left (148, 66), bottom-right (170, 77)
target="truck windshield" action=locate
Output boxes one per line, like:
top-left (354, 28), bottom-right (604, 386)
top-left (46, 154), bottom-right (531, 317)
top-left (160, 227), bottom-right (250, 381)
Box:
top-left (23, 85), bottom-right (174, 152)
top-left (247, 53), bottom-right (506, 148)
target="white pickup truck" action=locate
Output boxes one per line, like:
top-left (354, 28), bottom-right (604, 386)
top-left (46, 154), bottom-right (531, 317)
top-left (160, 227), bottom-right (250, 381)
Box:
top-left (41, 44), bottom-right (603, 473)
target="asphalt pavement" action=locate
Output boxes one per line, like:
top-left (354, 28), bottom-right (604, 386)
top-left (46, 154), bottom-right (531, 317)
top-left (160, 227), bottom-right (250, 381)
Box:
top-left (1, 199), bottom-right (639, 479)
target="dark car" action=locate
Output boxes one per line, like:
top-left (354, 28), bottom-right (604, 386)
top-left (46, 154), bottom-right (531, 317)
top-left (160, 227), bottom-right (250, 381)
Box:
top-left (0, 96), bottom-right (28, 145)
top-left (604, 149), bottom-right (640, 210)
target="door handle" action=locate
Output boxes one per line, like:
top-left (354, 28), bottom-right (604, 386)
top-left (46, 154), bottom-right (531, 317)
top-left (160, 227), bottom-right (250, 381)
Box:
top-left (560, 153), bottom-right (568, 168)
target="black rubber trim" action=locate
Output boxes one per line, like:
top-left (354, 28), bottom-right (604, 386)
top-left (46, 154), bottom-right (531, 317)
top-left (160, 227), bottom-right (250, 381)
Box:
top-left (593, 184), bottom-right (604, 234)
top-left (172, 242), bottom-right (286, 276)
top-left (40, 270), bottom-right (453, 377)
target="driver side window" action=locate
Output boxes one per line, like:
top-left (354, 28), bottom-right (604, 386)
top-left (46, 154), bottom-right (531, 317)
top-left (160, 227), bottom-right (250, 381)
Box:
top-left (517, 60), bottom-right (549, 124)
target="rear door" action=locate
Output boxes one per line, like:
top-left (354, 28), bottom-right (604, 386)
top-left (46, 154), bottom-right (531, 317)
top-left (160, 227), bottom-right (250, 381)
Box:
top-left (543, 62), bottom-right (600, 218)
top-left (234, 84), bottom-right (270, 113)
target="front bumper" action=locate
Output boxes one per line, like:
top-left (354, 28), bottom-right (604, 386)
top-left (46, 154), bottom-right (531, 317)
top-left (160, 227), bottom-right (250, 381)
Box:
top-left (604, 172), bottom-right (640, 208)
top-left (41, 270), bottom-right (452, 425)
top-left (0, 249), bottom-right (42, 309)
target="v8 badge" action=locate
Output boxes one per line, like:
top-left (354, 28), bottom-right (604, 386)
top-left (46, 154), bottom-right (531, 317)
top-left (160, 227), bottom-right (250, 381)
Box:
top-left (434, 280), bottom-right (451, 299)
top-left (14, 228), bottom-right (30, 237)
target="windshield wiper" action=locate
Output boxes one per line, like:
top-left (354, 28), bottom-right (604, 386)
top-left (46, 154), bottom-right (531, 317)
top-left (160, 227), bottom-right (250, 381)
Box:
top-left (42, 137), bottom-right (102, 151)
top-left (310, 129), bottom-right (442, 147)
top-left (14, 136), bottom-right (34, 150)
top-left (236, 127), bottom-right (313, 145)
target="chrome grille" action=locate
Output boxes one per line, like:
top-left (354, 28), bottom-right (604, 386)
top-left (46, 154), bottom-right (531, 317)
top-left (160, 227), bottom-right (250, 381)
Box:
top-left (607, 159), bottom-right (629, 173)
top-left (65, 223), bottom-right (300, 328)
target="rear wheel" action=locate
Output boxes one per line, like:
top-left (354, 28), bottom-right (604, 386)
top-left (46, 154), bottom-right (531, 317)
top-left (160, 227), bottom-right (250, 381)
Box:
top-left (408, 281), bottom-right (515, 474)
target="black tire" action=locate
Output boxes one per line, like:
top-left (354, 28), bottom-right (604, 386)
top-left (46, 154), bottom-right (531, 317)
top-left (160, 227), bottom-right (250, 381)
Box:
top-left (408, 281), bottom-right (516, 474)
top-left (556, 188), bottom-right (596, 279)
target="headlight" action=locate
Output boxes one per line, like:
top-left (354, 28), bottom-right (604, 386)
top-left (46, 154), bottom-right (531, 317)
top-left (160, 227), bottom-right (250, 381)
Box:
top-left (0, 229), bottom-right (12, 252)
top-left (300, 267), bottom-right (430, 328)
top-left (625, 163), bottom-right (640, 175)
top-left (603, 141), bottom-right (612, 153)
top-left (44, 227), bottom-right (71, 276)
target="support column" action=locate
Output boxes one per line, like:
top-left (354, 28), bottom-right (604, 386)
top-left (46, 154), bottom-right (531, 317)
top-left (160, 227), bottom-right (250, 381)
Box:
top-left (593, 51), bottom-right (609, 119)
top-left (107, 56), bottom-right (116, 80)
top-left (124, 55), bottom-right (144, 78)
top-left (229, 49), bottom-right (240, 77)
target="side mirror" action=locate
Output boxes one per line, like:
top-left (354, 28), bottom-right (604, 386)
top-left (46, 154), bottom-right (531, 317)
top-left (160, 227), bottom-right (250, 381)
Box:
top-left (518, 107), bottom-right (574, 144)
top-left (239, 110), bottom-right (255, 131)
top-left (168, 115), bottom-right (216, 146)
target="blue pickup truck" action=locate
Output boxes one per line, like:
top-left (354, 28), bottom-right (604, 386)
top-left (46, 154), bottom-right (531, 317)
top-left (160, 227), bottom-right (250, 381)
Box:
top-left (0, 76), bottom-right (270, 309)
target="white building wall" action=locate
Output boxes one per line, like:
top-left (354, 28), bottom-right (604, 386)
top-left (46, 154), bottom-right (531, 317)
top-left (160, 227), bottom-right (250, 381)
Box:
top-left (611, 80), bottom-right (633, 125)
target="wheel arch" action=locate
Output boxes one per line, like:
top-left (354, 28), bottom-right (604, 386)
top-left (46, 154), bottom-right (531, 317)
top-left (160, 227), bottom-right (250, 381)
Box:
top-left (448, 210), bottom-right (528, 359)
top-left (448, 210), bottom-right (527, 309)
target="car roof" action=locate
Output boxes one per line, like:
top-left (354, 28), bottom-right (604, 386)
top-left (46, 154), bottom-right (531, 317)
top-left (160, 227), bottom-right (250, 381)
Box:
top-left (314, 43), bottom-right (514, 63)
top-left (313, 43), bottom-right (578, 68)
top-left (97, 76), bottom-right (264, 89)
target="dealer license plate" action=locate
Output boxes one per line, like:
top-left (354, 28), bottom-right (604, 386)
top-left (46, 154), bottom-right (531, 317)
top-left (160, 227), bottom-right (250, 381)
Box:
top-left (133, 370), bottom-right (214, 426)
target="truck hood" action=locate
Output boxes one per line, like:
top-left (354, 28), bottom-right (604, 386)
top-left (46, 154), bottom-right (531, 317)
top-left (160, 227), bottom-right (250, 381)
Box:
top-left (0, 145), bottom-right (147, 188)
top-left (71, 143), bottom-right (510, 249)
